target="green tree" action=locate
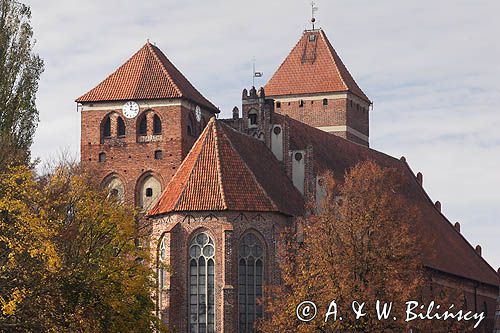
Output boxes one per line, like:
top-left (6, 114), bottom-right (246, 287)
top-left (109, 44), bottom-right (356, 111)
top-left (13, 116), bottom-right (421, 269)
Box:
top-left (0, 0), bottom-right (44, 168)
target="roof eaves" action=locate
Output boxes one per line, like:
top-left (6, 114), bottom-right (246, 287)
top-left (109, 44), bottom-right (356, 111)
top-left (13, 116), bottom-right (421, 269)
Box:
top-left (401, 159), bottom-right (500, 286)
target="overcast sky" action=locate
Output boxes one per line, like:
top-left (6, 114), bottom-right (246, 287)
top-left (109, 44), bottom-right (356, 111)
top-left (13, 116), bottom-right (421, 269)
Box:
top-left (25, 0), bottom-right (499, 270)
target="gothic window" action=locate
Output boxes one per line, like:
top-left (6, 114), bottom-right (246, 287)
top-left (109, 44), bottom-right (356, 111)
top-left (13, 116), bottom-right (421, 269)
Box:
top-left (101, 174), bottom-right (125, 202)
top-left (103, 116), bottom-right (111, 138)
top-left (238, 232), bottom-right (264, 333)
top-left (189, 232), bottom-right (215, 333)
top-left (138, 114), bottom-right (147, 135)
top-left (153, 114), bottom-right (162, 134)
top-left (117, 116), bottom-right (126, 136)
top-left (323, 98), bottom-right (328, 106)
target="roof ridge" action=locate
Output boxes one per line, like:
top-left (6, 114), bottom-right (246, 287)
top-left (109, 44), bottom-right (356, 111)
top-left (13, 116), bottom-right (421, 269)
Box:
top-left (216, 121), bottom-right (280, 212)
top-left (318, 30), bottom-right (349, 93)
top-left (149, 119), bottom-right (215, 214)
top-left (212, 120), bottom-right (228, 210)
top-left (146, 43), bottom-right (183, 97)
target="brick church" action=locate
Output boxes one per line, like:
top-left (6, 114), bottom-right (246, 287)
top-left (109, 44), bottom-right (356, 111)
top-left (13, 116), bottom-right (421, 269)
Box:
top-left (76, 28), bottom-right (500, 332)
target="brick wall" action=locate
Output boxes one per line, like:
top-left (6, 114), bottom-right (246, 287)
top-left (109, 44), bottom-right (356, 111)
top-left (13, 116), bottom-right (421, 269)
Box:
top-left (80, 102), bottom-right (211, 206)
top-left (150, 211), bottom-right (293, 332)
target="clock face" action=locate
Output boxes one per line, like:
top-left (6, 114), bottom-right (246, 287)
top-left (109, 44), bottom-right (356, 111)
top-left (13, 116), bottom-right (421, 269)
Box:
top-left (195, 106), bottom-right (202, 123)
top-left (122, 101), bottom-right (139, 118)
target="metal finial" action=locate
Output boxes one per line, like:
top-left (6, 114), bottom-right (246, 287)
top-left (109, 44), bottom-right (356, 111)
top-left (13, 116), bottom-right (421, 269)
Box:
top-left (252, 57), bottom-right (263, 87)
top-left (311, 1), bottom-right (318, 30)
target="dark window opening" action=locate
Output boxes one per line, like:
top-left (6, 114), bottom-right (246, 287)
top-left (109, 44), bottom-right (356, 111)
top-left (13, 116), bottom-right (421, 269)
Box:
top-left (323, 98), bottom-right (328, 106)
top-left (98, 152), bottom-right (106, 163)
top-left (276, 101), bottom-right (281, 108)
top-left (117, 117), bottom-right (125, 136)
top-left (187, 125), bottom-right (193, 136)
top-left (138, 115), bottom-right (147, 135)
top-left (145, 188), bottom-right (153, 197)
top-left (110, 189), bottom-right (119, 198)
top-left (249, 112), bottom-right (258, 125)
top-left (299, 100), bottom-right (304, 107)
top-left (154, 150), bottom-right (163, 160)
top-left (153, 114), bottom-right (162, 134)
top-left (103, 117), bottom-right (111, 138)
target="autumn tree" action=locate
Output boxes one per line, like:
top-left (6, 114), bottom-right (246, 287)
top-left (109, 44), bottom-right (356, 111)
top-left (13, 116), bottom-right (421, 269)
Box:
top-left (1, 163), bottom-right (167, 332)
top-left (260, 160), bottom-right (428, 332)
top-left (0, 0), bottom-right (44, 169)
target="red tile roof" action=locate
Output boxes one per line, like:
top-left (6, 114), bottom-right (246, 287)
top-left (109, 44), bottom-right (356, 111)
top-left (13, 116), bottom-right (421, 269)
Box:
top-left (148, 118), bottom-right (304, 216)
top-left (76, 42), bottom-right (218, 112)
top-left (275, 114), bottom-right (499, 287)
top-left (265, 29), bottom-right (370, 103)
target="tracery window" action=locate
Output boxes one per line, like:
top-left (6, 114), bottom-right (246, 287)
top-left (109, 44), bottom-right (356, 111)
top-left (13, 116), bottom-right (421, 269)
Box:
top-left (159, 237), bottom-right (166, 290)
top-left (238, 233), bottom-right (264, 333)
top-left (189, 232), bottom-right (215, 333)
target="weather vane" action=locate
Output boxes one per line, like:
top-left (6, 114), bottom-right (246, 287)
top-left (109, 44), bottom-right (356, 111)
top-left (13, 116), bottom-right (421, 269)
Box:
top-left (311, 1), bottom-right (319, 30)
top-left (252, 57), bottom-right (262, 87)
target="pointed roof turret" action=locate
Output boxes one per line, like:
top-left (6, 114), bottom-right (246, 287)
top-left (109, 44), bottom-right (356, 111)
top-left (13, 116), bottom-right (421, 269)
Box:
top-left (148, 118), bottom-right (304, 216)
top-left (76, 42), bottom-right (218, 112)
top-left (265, 29), bottom-right (370, 103)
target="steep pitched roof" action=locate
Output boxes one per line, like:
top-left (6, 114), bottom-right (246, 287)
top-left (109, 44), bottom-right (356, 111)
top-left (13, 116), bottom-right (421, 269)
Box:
top-left (148, 118), bottom-right (304, 216)
top-left (274, 114), bottom-right (499, 287)
top-left (265, 29), bottom-right (370, 103)
top-left (76, 42), bottom-right (218, 112)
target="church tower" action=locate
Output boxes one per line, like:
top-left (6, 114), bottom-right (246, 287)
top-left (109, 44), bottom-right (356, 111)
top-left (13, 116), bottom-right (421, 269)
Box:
top-left (265, 29), bottom-right (371, 146)
top-left (77, 42), bottom-right (218, 210)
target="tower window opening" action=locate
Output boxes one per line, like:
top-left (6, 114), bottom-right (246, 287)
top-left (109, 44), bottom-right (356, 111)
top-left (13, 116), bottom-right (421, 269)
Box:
top-left (146, 188), bottom-right (153, 197)
top-left (103, 116), bottom-right (111, 138)
top-left (299, 100), bottom-right (304, 107)
top-left (276, 101), bottom-right (281, 109)
top-left (98, 152), bottom-right (106, 163)
top-left (153, 114), bottom-right (162, 134)
top-left (323, 98), bottom-right (328, 106)
top-left (138, 115), bottom-right (147, 135)
top-left (249, 113), bottom-right (258, 125)
top-left (154, 150), bottom-right (163, 160)
top-left (117, 117), bottom-right (125, 136)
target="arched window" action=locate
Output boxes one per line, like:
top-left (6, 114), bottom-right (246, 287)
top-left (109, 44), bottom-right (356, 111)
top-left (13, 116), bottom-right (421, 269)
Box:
top-left (103, 116), bottom-right (111, 138)
top-left (101, 174), bottom-right (125, 202)
top-left (238, 232), bottom-right (264, 332)
top-left (153, 114), bottom-right (162, 134)
top-left (117, 116), bottom-right (126, 136)
top-left (299, 100), bottom-right (304, 107)
top-left (138, 114), bottom-right (147, 135)
top-left (189, 232), bottom-right (215, 333)
top-left (323, 98), bottom-right (328, 106)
